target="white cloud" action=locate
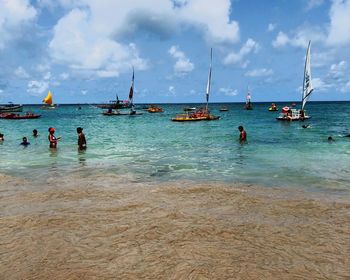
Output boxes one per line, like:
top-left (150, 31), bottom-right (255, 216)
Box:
top-left (224, 38), bottom-right (259, 65)
top-left (168, 85), bottom-right (176, 95)
top-left (60, 72), bottom-right (70, 80)
top-left (27, 80), bottom-right (49, 96)
top-left (306, 0), bottom-right (324, 10)
top-left (312, 77), bottom-right (331, 92)
top-left (14, 66), bottom-right (30, 79)
top-left (245, 68), bottom-right (273, 77)
top-left (272, 27), bottom-right (325, 48)
top-left (48, 0), bottom-right (239, 77)
top-left (327, 0), bottom-right (350, 46)
top-left (272, 31), bottom-right (290, 48)
top-left (168, 45), bottom-right (194, 75)
top-left (329, 60), bottom-right (347, 78)
top-left (219, 87), bottom-right (238, 96)
top-left (0, 0), bottom-right (37, 49)
top-left (81, 90), bottom-right (87, 95)
top-left (341, 80), bottom-right (350, 93)
top-left (267, 23), bottom-right (276, 32)
top-left (43, 71), bottom-right (51, 80)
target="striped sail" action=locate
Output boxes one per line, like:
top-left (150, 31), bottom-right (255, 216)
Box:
top-left (301, 41), bottom-right (313, 111)
top-left (206, 48), bottom-right (212, 111)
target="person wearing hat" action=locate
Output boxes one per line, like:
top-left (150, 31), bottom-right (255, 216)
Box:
top-left (48, 127), bottom-right (61, 148)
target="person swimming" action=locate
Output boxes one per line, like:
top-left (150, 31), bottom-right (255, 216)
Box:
top-left (48, 127), bottom-right (61, 148)
top-left (302, 124), bottom-right (311, 129)
top-left (20, 137), bottom-right (30, 147)
top-left (0, 133), bottom-right (4, 141)
top-left (33, 129), bottom-right (38, 137)
top-left (328, 136), bottom-right (334, 142)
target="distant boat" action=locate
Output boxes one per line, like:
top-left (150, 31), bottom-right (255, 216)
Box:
top-left (244, 87), bottom-right (253, 110)
top-left (172, 49), bottom-right (219, 122)
top-left (183, 107), bottom-right (197, 112)
top-left (0, 102), bottom-right (23, 113)
top-left (42, 90), bottom-right (56, 109)
top-left (277, 41), bottom-right (313, 121)
top-left (103, 67), bottom-right (141, 116)
top-left (148, 105), bottom-right (164, 113)
top-left (220, 106), bottom-right (229, 112)
top-left (0, 112), bottom-right (41, 119)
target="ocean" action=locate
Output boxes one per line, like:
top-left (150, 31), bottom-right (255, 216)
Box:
top-left (1, 101), bottom-right (349, 195)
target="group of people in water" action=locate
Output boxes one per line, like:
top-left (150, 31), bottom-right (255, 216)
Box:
top-left (0, 127), bottom-right (87, 150)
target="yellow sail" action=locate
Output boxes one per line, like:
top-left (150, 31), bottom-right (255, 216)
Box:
top-left (43, 91), bottom-right (53, 105)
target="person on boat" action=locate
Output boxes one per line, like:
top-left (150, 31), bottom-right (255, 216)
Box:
top-left (48, 127), bottom-right (60, 148)
top-left (33, 129), bottom-right (38, 137)
top-left (77, 127), bottom-right (87, 150)
top-left (130, 104), bottom-right (136, 115)
top-left (0, 133), bottom-right (4, 141)
top-left (238, 126), bottom-right (247, 143)
top-left (107, 108), bottom-right (113, 114)
top-left (20, 137), bottom-right (30, 147)
top-left (300, 109), bottom-right (305, 121)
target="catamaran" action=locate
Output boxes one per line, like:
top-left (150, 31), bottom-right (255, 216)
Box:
top-left (277, 41), bottom-right (313, 121)
top-left (172, 49), bottom-right (219, 122)
top-left (42, 90), bottom-right (56, 109)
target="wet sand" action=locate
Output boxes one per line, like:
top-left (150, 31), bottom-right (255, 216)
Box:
top-left (0, 172), bottom-right (349, 279)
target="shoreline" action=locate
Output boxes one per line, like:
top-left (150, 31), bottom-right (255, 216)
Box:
top-left (1, 173), bottom-right (349, 279)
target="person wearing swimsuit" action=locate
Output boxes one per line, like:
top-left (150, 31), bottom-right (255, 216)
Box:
top-left (48, 127), bottom-right (60, 148)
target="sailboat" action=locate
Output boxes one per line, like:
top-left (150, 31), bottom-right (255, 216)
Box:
top-left (172, 48), bottom-right (219, 122)
top-left (277, 40), bottom-right (313, 121)
top-left (42, 90), bottom-right (56, 109)
top-left (244, 87), bottom-right (253, 110)
top-left (103, 68), bottom-right (142, 116)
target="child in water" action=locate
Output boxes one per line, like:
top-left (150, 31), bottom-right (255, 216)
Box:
top-left (20, 137), bottom-right (30, 147)
top-left (48, 127), bottom-right (61, 148)
top-left (238, 126), bottom-right (247, 143)
top-left (77, 127), bottom-right (87, 150)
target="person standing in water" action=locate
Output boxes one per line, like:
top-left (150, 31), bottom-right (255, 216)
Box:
top-left (33, 129), bottom-right (38, 137)
top-left (238, 126), bottom-right (247, 143)
top-left (20, 137), bottom-right (30, 147)
top-left (0, 133), bottom-right (4, 141)
top-left (48, 127), bottom-right (60, 148)
top-left (77, 127), bottom-right (87, 150)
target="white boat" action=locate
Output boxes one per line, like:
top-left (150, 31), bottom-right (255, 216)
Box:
top-left (277, 41), bottom-right (313, 121)
top-left (0, 103), bottom-right (23, 112)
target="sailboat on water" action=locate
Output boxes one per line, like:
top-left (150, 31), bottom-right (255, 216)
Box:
top-left (103, 68), bottom-right (142, 116)
top-left (244, 87), bottom-right (253, 110)
top-left (172, 48), bottom-right (219, 122)
top-left (277, 41), bottom-right (313, 121)
top-left (42, 90), bottom-right (56, 109)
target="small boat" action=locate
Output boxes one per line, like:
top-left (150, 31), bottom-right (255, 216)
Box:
top-left (96, 96), bottom-right (131, 110)
top-left (148, 105), bottom-right (163, 113)
top-left (277, 41), bottom-right (313, 121)
top-left (172, 49), bottom-right (219, 122)
top-left (244, 88), bottom-right (253, 110)
top-left (219, 106), bottom-right (229, 111)
top-left (0, 103), bottom-right (23, 112)
top-left (183, 107), bottom-right (197, 112)
top-left (42, 90), bottom-right (57, 109)
top-left (102, 68), bottom-right (142, 116)
top-left (268, 103), bottom-right (278, 111)
top-left (0, 112), bottom-right (41, 119)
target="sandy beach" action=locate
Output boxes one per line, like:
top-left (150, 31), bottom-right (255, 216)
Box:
top-left (0, 172), bottom-right (349, 279)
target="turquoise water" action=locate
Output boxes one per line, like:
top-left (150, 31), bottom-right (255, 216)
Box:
top-left (0, 102), bottom-right (349, 193)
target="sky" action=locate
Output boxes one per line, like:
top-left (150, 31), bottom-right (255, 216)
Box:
top-left (0, 0), bottom-right (350, 104)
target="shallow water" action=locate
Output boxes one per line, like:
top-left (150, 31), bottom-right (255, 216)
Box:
top-left (0, 102), bottom-right (349, 194)
top-left (0, 173), bottom-right (349, 279)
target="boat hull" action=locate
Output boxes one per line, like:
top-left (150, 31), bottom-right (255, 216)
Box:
top-left (276, 116), bottom-right (311, 121)
top-left (102, 112), bottom-right (143, 116)
top-left (0, 105), bottom-right (23, 112)
top-left (172, 115), bottom-right (220, 122)
top-left (0, 113), bottom-right (41, 119)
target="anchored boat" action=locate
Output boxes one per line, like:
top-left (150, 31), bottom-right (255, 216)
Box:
top-left (277, 41), bottom-right (313, 121)
top-left (172, 49), bottom-right (219, 122)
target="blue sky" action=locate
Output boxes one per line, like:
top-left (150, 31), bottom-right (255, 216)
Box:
top-left (0, 0), bottom-right (350, 104)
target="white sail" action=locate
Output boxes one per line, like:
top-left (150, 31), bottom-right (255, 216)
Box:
top-left (205, 48), bottom-right (212, 111)
top-left (301, 41), bottom-right (313, 111)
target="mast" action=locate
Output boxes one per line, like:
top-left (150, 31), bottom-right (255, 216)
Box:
top-left (301, 40), bottom-right (313, 111)
top-left (206, 48), bottom-right (212, 111)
